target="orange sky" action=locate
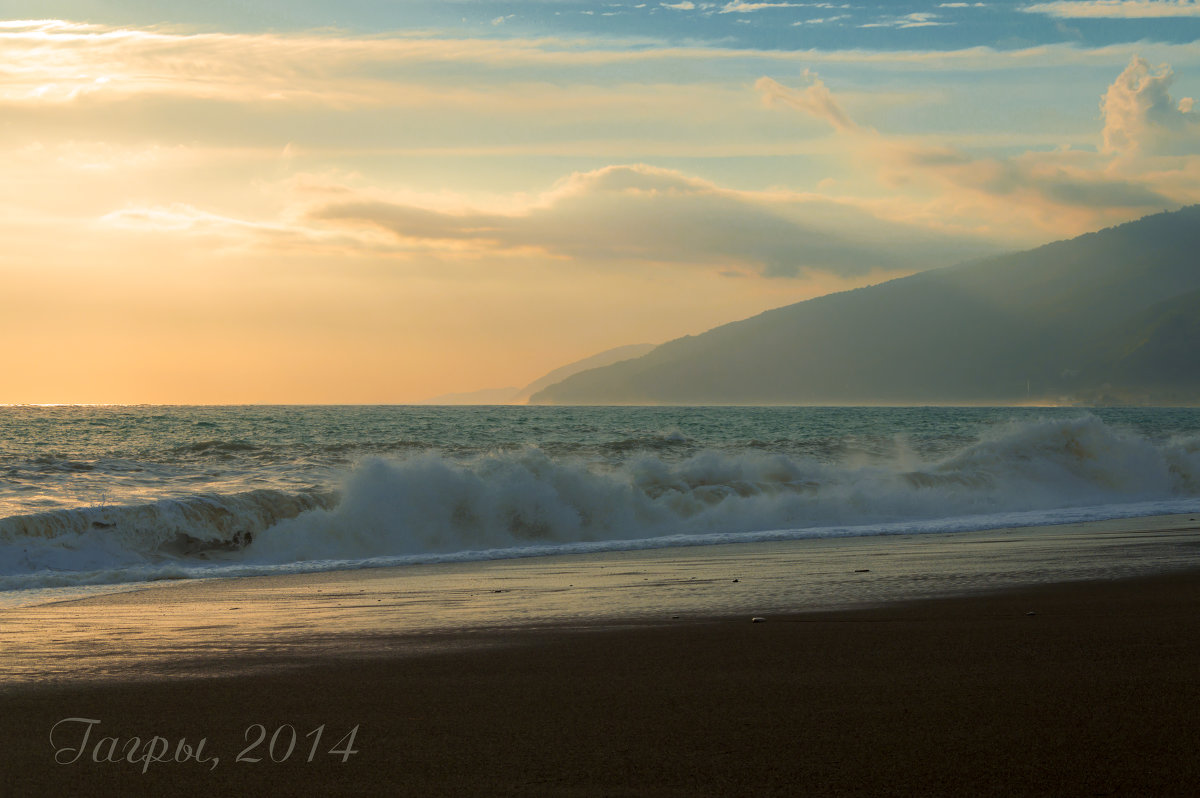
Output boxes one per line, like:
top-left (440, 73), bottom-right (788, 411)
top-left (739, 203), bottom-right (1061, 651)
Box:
top-left (2, 15), bottom-right (1198, 402)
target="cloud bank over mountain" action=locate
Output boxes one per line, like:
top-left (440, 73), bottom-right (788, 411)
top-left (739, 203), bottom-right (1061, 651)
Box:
top-left (313, 164), bottom-right (997, 279)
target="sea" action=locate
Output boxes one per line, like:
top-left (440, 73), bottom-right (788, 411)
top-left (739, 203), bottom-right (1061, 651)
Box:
top-left (2, 405), bottom-right (1200, 606)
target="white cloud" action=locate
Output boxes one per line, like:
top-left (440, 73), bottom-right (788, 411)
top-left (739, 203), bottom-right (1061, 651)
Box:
top-left (1023, 1), bottom-right (1200, 18)
top-left (661, 2), bottom-right (696, 9)
top-left (1101, 56), bottom-right (1200, 155)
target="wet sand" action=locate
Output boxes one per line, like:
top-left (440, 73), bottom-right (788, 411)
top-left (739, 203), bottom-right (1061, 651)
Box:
top-left (4, 517), bottom-right (1200, 795)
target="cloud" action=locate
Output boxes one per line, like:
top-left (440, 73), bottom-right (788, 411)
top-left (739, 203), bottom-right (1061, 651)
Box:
top-left (8, 19), bottom-right (1200, 262)
top-left (1023, 1), bottom-right (1200, 18)
top-left (5, 17), bottom-right (1200, 115)
top-left (309, 164), bottom-right (997, 278)
top-left (661, 2), bottom-right (697, 9)
top-left (759, 59), bottom-right (1196, 236)
top-left (100, 204), bottom-right (254, 233)
top-left (720, 2), bottom-right (806, 11)
top-left (881, 143), bottom-right (1175, 207)
top-left (860, 12), bottom-right (949, 28)
top-left (281, 58), bottom-right (1199, 258)
top-left (792, 15), bottom-right (852, 25)
top-left (755, 74), bottom-right (860, 133)
top-left (96, 201), bottom-right (386, 256)
top-left (868, 73), bottom-right (1191, 231)
top-left (1101, 56), bottom-right (1200, 155)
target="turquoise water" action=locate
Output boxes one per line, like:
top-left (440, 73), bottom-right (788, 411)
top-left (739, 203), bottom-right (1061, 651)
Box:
top-left (2, 405), bottom-right (1199, 594)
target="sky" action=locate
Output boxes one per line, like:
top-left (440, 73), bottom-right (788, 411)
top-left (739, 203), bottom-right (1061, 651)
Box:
top-left (2, 1), bottom-right (1199, 403)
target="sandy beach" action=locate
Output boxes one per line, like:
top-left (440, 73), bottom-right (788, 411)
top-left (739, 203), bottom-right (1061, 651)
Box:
top-left (4, 515), bottom-right (1200, 796)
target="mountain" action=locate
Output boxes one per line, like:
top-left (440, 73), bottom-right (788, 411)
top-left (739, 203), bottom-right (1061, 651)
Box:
top-left (530, 206), bottom-right (1200, 406)
top-left (423, 343), bottom-right (655, 404)
top-left (511, 343), bottom-right (655, 403)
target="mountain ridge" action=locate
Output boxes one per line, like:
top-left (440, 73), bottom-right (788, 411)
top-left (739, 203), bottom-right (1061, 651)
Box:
top-left (423, 343), bottom-right (655, 404)
top-left (530, 206), bottom-right (1200, 406)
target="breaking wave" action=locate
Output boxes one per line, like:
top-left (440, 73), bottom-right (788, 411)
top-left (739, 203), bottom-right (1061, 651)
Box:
top-left (0, 490), bottom-right (334, 589)
top-left (3, 415), bottom-right (1200, 592)
top-left (249, 415), bottom-right (1200, 562)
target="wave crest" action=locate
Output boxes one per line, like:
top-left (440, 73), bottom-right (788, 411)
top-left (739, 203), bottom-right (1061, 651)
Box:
top-left (248, 415), bottom-right (1200, 563)
top-left (5, 414), bottom-right (1199, 590)
top-left (0, 489), bottom-right (334, 580)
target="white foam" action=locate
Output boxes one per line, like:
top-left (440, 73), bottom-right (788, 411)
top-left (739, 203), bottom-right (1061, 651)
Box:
top-left (3, 415), bottom-right (1199, 592)
top-left (246, 414), bottom-right (1200, 563)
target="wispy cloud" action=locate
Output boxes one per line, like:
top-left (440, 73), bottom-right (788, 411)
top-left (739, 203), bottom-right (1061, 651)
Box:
top-left (793, 15), bottom-right (852, 25)
top-left (95, 202), bottom-right (384, 258)
top-left (1023, 1), bottom-right (1200, 18)
top-left (100, 204), bottom-right (286, 234)
top-left (860, 12), bottom-right (949, 28)
top-left (6, 20), bottom-right (1200, 260)
top-left (755, 73), bottom-right (860, 133)
top-left (5, 17), bottom-right (1200, 113)
top-left (720, 2), bottom-right (806, 12)
top-left (880, 143), bottom-right (1173, 207)
top-left (761, 57), bottom-right (1200, 235)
